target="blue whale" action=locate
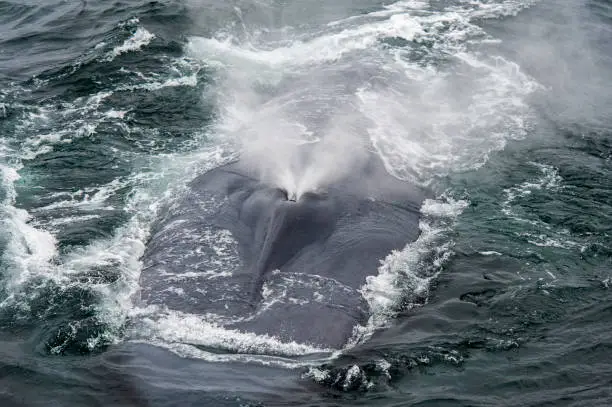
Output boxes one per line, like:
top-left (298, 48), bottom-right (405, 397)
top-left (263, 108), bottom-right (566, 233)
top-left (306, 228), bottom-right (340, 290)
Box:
top-left (139, 155), bottom-right (426, 349)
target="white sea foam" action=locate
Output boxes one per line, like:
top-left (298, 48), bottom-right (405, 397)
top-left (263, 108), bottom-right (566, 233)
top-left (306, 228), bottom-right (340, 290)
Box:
top-left (303, 367), bottom-right (331, 381)
top-left (45, 214), bottom-right (102, 227)
top-left (105, 110), bottom-right (128, 119)
top-left (501, 163), bottom-right (587, 253)
top-left (13, 57), bottom-right (200, 161)
top-left (328, 0), bottom-right (430, 27)
top-left (15, 91), bottom-right (114, 159)
top-left (502, 162), bottom-right (563, 221)
top-left (479, 251), bottom-right (503, 256)
top-left (0, 205), bottom-right (58, 296)
top-left (188, 13), bottom-right (425, 68)
top-left (140, 340), bottom-right (330, 369)
top-left (116, 72), bottom-right (199, 92)
top-left (448, 0), bottom-right (537, 19)
top-left (352, 197), bottom-right (468, 345)
top-left (132, 308), bottom-right (332, 357)
top-left (521, 233), bottom-right (581, 249)
top-left (106, 27), bottom-right (155, 61)
top-left (32, 178), bottom-right (131, 213)
top-left (0, 165), bottom-right (20, 201)
top-left (0, 138), bottom-right (59, 304)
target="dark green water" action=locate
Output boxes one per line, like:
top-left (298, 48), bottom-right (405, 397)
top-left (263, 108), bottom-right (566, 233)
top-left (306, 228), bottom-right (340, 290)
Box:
top-left (0, 0), bottom-right (610, 405)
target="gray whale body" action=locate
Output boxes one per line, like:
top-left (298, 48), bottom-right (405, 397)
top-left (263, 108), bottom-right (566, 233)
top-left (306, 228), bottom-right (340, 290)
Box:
top-left (140, 157), bottom-right (426, 349)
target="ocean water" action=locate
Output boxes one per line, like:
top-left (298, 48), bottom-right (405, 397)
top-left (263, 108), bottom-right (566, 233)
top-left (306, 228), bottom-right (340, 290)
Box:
top-left (0, 0), bottom-right (610, 406)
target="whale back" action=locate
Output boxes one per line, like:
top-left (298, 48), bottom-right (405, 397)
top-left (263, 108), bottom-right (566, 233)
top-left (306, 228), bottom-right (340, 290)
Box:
top-left (139, 158), bottom-right (426, 348)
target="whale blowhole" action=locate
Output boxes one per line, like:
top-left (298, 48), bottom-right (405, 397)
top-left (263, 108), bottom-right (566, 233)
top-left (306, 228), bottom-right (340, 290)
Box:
top-left (278, 188), bottom-right (298, 202)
